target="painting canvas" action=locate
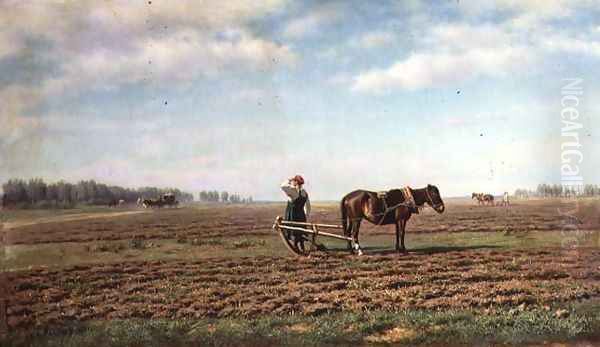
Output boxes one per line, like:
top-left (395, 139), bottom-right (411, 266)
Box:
top-left (2, 1), bottom-right (600, 346)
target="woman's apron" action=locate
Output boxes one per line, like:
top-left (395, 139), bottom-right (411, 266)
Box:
top-left (284, 190), bottom-right (307, 222)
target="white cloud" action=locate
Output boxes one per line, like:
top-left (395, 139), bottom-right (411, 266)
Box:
top-left (41, 28), bottom-right (296, 96)
top-left (283, 3), bottom-right (342, 39)
top-left (0, 86), bottom-right (45, 144)
top-left (348, 0), bottom-right (600, 93)
top-left (542, 35), bottom-right (600, 57)
top-left (0, 0), bottom-right (296, 143)
top-left (457, 0), bottom-right (578, 19)
top-left (352, 23), bottom-right (532, 93)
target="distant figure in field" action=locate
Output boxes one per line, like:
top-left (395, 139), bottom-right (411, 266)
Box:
top-left (482, 194), bottom-right (494, 206)
top-left (501, 192), bottom-right (510, 206)
top-left (281, 175), bottom-right (311, 251)
top-left (472, 192), bottom-right (494, 206)
top-left (472, 192), bottom-right (484, 205)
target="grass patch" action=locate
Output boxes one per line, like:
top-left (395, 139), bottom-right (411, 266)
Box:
top-left (5, 304), bottom-right (600, 346)
top-left (176, 238), bottom-right (225, 247)
top-left (86, 241), bottom-right (126, 253)
top-left (230, 239), bottom-right (267, 249)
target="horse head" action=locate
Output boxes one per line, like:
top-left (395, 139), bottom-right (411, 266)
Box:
top-left (426, 184), bottom-right (445, 213)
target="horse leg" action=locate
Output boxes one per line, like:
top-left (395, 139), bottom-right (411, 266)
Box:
top-left (352, 220), bottom-right (363, 256)
top-left (400, 219), bottom-right (407, 253)
top-left (345, 218), bottom-right (353, 251)
top-left (395, 222), bottom-right (400, 252)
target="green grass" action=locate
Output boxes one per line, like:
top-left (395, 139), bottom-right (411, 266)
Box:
top-left (5, 303), bottom-right (600, 347)
top-left (3, 236), bottom-right (287, 270)
top-left (1, 206), bottom-right (111, 223)
top-left (5, 230), bottom-right (600, 271)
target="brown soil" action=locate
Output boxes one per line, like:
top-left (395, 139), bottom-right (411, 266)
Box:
top-left (5, 199), bottom-right (599, 246)
top-left (6, 247), bottom-right (600, 331)
top-left (4, 199), bottom-right (600, 332)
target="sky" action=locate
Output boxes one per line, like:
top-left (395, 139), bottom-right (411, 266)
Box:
top-left (1, 0), bottom-right (599, 200)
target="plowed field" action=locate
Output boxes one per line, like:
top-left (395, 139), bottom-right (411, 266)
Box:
top-left (3, 198), bottom-right (600, 337)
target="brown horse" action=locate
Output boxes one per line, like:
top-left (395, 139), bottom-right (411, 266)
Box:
top-left (472, 192), bottom-right (494, 206)
top-left (482, 194), bottom-right (494, 205)
top-left (340, 185), bottom-right (445, 255)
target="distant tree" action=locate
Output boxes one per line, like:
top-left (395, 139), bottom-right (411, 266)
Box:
top-left (220, 191), bottom-right (229, 203)
top-left (46, 183), bottom-right (58, 202)
top-left (0, 177), bottom-right (194, 208)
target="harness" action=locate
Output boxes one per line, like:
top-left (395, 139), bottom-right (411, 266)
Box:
top-left (424, 188), bottom-right (444, 210)
top-left (372, 187), bottom-right (418, 225)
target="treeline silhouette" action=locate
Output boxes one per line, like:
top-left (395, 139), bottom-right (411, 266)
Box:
top-left (514, 184), bottom-right (600, 199)
top-left (1, 178), bottom-right (194, 208)
top-left (198, 190), bottom-right (253, 204)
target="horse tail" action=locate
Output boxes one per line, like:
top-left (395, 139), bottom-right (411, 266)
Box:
top-left (340, 195), bottom-right (348, 235)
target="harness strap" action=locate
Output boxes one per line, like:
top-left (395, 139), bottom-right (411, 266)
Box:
top-left (371, 187), bottom-right (416, 225)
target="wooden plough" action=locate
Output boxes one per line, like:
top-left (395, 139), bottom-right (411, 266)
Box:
top-left (272, 216), bottom-right (354, 256)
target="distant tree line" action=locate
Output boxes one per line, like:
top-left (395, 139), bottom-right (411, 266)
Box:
top-left (198, 190), bottom-right (254, 204)
top-left (1, 178), bottom-right (194, 208)
top-left (514, 184), bottom-right (600, 199)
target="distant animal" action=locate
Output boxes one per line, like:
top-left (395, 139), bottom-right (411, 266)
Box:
top-left (340, 185), bottom-right (445, 255)
top-left (482, 194), bottom-right (494, 205)
top-left (142, 199), bottom-right (164, 208)
top-left (161, 193), bottom-right (179, 208)
top-left (118, 199), bottom-right (125, 206)
top-left (501, 192), bottom-right (510, 206)
top-left (472, 192), bottom-right (484, 205)
top-left (472, 193), bottom-right (494, 206)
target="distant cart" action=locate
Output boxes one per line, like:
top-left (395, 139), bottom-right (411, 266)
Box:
top-left (272, 216), bottom-right (353, 256)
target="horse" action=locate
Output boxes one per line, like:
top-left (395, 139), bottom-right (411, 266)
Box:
top-left (340, 184), bottom-right (445, 255)
top-left (472, 192), bottom-right (484, 205)
top-left (108, 199), bottom-right (118, 208)
top-left (142, 199), bottom-right (163, 208)
top-left (472, 193), bottom-right (494, 206)
top-left (482, 194), bottom-right (494, 206)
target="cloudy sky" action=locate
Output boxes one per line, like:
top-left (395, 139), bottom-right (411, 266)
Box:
top-left (1, 0), bottom-right (599, 200)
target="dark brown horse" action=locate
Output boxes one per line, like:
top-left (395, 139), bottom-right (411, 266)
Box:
top-left (472, 192), bottom-right (494, 206)
top-left (340, 185), bottom-right (445, 255)
top-left (482, 194), bottom-right (494, 205)
top-left (472, 192), bottom-right (484, 205)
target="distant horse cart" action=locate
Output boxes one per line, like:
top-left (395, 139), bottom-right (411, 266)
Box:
top-left (139, 193), bottom-right (179, 209)
top-left (107, 199), bottom-right (125, 207)
top-left (273, 185), bottom-right (445, 256)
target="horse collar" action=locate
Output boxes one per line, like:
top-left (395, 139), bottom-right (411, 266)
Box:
top-left (402, 187), bottom-right (415, 204)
